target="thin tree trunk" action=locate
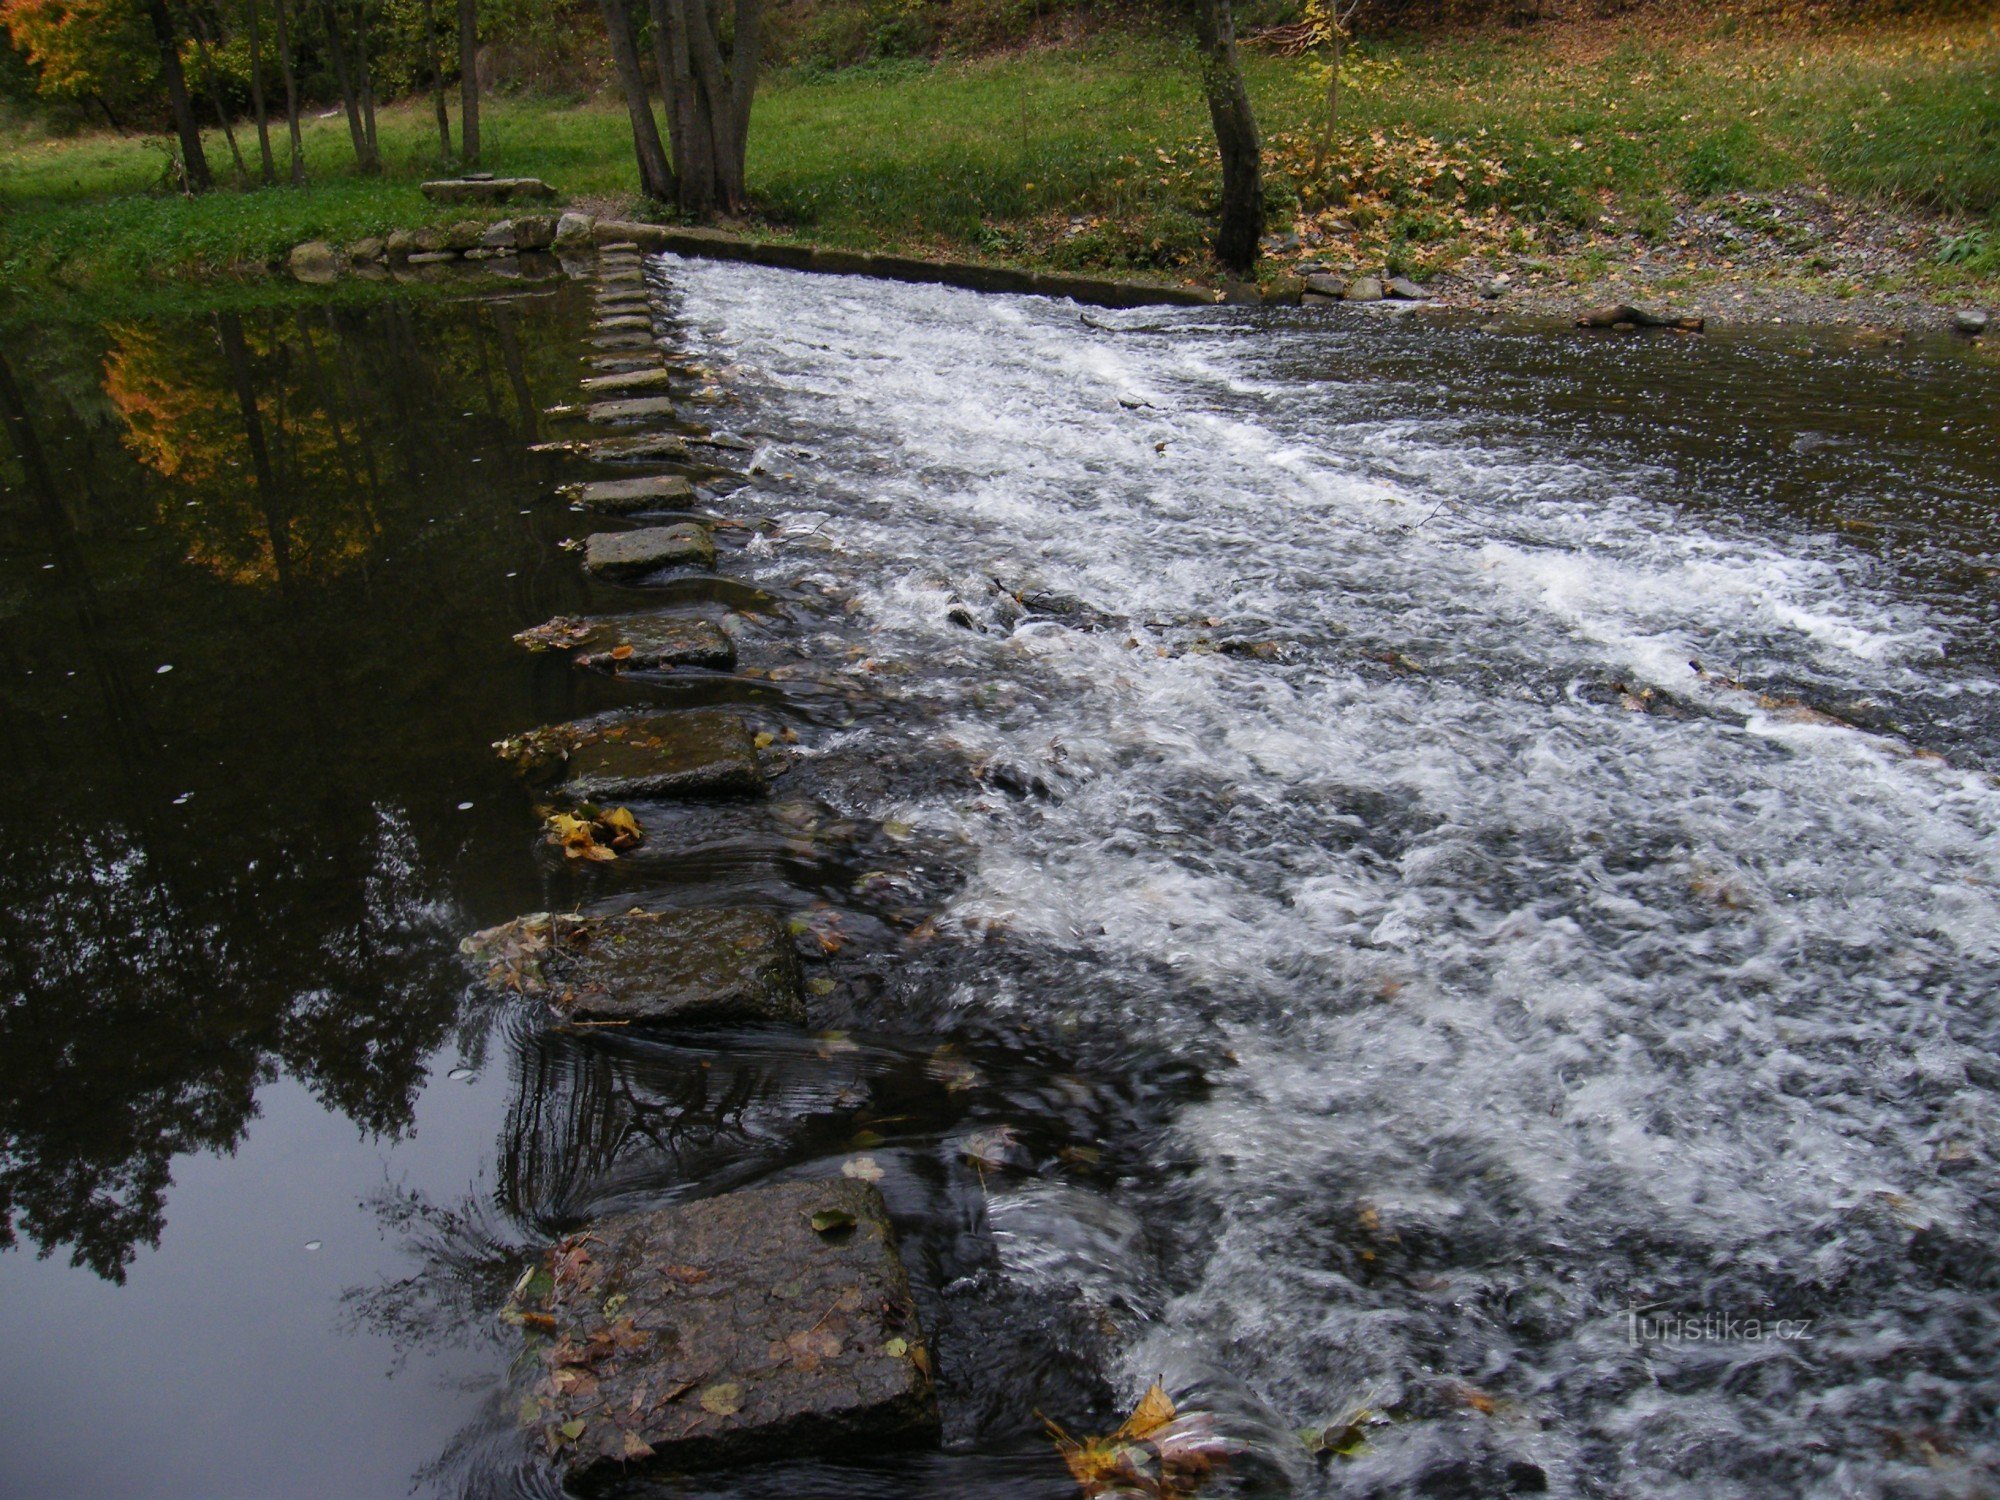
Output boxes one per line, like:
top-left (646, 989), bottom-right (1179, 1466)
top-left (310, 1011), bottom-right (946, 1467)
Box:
top-left (243, 0), bottom-right (275, 182)
top-left (1188, 0), bottom-right (1263, 276)
top-left (352, 0), bottom-right (378, 161)
top-left (682, 0), bottom-right (737, 208)
top-left (600, 0), bottom-right (674, 199)
top-left (727, 0), bottom-right (760, 190)
top-left (272, 0), bottom-right (306, 183)
top-left (188, 10), bottom-right (249, 182)
top-left (146, 0), bottom-right (213, 192)
top-left (647, 0), bottom-right (702, 207)
top-left (419, 0), bottom-right (452, 159)
top-left (457, 0), bottom-right (480, 165)
top-left (318, 0), bottom-right (376, 171)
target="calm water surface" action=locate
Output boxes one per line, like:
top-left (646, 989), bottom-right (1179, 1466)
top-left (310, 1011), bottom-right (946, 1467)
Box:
top-left (1, 266), bottom-right (1997, 1499)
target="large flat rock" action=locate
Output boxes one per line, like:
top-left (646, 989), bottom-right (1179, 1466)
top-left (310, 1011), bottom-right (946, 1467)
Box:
top-left (584, 524), bottom-right (714, 579)
top-left (419, 176), bottom-right (557, 204)
top-left (587, 395), bottom-right (680, 424)
top-left (467, 907), bottom-right (802, 1025)
top-left (514, 612), bottom-right (735, 672)
top-left (584, 433), bottom-right (693, 462)
top-left (567, 474), bottom-right (697, 514)
top-left (565, 711), bottom-right (763, 799)
top-left (518, 1178), bottom-right (936, 1482)
top-left (581, 367), bottom-right (677, 395)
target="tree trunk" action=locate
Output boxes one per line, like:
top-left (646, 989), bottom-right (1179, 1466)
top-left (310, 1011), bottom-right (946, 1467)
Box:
top-left (244, 0), bottom-right (276, 182)
top-left (457, 0), bottom-right (480, 166)
top-left (600, 0), bottom-right (675, 200)
top-left (188, 10), bottom-right (249, 182)
top-left (419, 0), bottom-right (452, 159)
top-left (352, 0), bottom-right (379, 162)
top-left (146, 0), bottom-right (213, 193)
top-left (272, 0), bottom-right (306, 183)
top-left (318, 0), bottom-right (375, 171)
top-left (1188, 0), bottom-right (1263, 275)
top-left (647, 0), bottom-right (760, 216)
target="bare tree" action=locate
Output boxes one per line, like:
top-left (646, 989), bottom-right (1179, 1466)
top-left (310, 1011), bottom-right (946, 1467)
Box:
top-left (243, 0), bottom-right (276, 182)
top-left (457, 0), bottom-right (480, 166)
top-left (644, 0), bottom-right (762, 215)
top-left (599, 0), bottom-right (674, 200)
top-left (351, 0), bottom-right (379, 164)
top-left (1186, 0), bottom-right (1263, 275)
top-left (145, 0), bottom-right (213, 192)
top-left (1316, 0), bottom-right (1364, 154)
top-left (418, 0), bottom-right (453, 160)
top-left (271, 0), bottom-right (307, 183)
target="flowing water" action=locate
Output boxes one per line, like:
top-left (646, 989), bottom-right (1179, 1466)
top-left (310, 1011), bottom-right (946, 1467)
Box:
top-left (2, 262), bottom-right (1997, 1499)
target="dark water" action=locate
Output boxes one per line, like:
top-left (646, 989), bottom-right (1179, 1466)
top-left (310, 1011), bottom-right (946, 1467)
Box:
top-left (2, 265), bottom-right (1998, 1499)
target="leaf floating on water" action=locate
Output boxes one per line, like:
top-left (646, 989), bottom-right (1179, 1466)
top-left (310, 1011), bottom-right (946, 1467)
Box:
top-left (843, 1155), bottom-right (885, 1182)
top-left (881, 1336), bottom-right (909, 1358)
top-left (699, 1381), bottom-right (743, 1416)
top-left (559, 1418), bottom-right (587, 1441)
top-left (754, 730), bottom-right (776, 749)
top-left (960, 1124), bottom-right (1023, 1172)
top-left (1045, 1382), bottom-right (1233, 1498)
top-left (810, 1208), bottom-right (857, 1235)
top-left (609, 643), bottom-right (636, 662)
top-left (513, 615), bottom-right (594, 653)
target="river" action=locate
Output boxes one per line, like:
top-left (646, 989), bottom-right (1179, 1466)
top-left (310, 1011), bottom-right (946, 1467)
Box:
top-left (1, 261), bottom-right (1996, 1498)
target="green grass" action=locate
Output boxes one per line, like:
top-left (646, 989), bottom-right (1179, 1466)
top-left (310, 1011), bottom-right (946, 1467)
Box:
top-left (3, 12), bottom-right (1996, 304)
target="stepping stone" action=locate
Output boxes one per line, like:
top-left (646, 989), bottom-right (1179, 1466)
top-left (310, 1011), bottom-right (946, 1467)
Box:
top-left (594, 296), bottom-right (652, 315)
top-left (566, 474), bottom-right (697, 513)
top-left (515, 1177), bottom-right (937, 1480)
top-left (586, 433), bottom-right (692, 462)
top-left (599, 269), bottom-right (645, 286)
top-left (593, 333), bottom-right (654, 351)
top-left (582, 367), bottom-right (677, 394)
top-left (587, 395), bottom-right (679, 423)
top-left (514, 611), bottom-right (735, 672)
top-left (494, 709), bottom-right (763, 798)
top-left (583, 523), bottom-right (714, 579)
top-left (466, 907), bottom-right (802, 1024)
top-left (565, 710), bottom-right (763, 800)
top-left (597, 314), bottom-right (653, 333)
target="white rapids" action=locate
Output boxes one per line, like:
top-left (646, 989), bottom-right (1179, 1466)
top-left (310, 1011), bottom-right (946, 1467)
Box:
top-left (662, 256), bottom-right (2000, 1499)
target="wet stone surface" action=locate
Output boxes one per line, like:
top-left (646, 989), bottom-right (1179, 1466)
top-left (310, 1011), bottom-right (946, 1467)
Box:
top-left (518, 1178), bottom-right (936, 1486)
top-left (514, 612), bottom-right (735, 672)
top-left (583, 523), bottom-right (715, 579)
top-left (586, 395), bottom-right (680, 424)
top-left (560, 711), bottom-right (764, 800)
top-left (468, 907), bottom-right (803, 1026)
top-left (567, 474), bottom-right (698, 513)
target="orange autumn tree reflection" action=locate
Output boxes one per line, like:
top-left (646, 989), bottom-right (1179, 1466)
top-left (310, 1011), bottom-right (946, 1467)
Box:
top-left (105, 316), bottom-right (382, 587)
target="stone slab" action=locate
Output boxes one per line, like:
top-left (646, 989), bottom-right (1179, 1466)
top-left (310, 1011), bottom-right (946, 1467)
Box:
top-left (585, 433), bottom-right (693, 463)
top-left (520, 1178), bottom-right (936, 1483)
top-left (515, 611), bottom-right (735, 672)
top-left (420, 176), bottom-right (556, 204)
top-left (561, 710), bottom-right (763, 800)
top-left (582, 367), bottom-right (678, 395)
top-left (568, 474), bottom-right (698, 513)
top-left (587, 395), bottom-right (680, 424)
top-left (583, 524), bottom-right (714, 579)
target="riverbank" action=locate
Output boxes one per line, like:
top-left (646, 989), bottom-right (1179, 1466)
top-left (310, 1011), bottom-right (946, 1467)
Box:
top-left (2, 11), bottom-right (1995, 330)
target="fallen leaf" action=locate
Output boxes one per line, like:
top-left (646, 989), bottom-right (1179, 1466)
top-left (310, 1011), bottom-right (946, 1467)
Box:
top-left (843, 1155), bottom-right (885, 1182)
top-left (810, 1208), bottom-right (857, 1235)
top-left (699, 1382), bottom-right (743, 1416)
top-left (621, 1431), bottom-right (654, 1460)
top-left (559, 1418), bottom-right (587, 1441)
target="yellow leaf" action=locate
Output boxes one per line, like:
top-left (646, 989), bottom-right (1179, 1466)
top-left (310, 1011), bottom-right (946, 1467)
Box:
top-left (1115, 1382), bottom-right (1176, 1443)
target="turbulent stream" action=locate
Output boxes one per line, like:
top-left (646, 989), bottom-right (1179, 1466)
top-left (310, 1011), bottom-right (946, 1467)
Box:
top-left (1, 259), bottom-right (1997, 1500)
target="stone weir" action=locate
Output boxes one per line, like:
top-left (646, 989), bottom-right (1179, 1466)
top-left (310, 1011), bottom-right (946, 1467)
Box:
top-left (464, 240), bottom-right (943, 1487)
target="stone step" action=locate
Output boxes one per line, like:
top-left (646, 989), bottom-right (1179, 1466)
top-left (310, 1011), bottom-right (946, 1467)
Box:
top-left (596, 314), bottom-right (654, 334)
top-left (514, 1177), bottom-right (936, 1481)
top-left (564, 474), bottom-right (697, 513)
top-left (467, 906), bottom-right (802, 1025)
top-left (581, 367), bottom-right (677, 395)
top-left (514, 611), bottom-right (735, 672)
top-left (586, 395), bottom-right (679, 424)
top-left (496, 710), bottom-right (764, 800)
top-left (583, 523), bottom-right (714, 579)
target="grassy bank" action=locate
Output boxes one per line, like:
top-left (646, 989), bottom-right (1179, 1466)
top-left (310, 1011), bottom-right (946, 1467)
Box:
top-left (3, 8), bottom-right (1997, 309)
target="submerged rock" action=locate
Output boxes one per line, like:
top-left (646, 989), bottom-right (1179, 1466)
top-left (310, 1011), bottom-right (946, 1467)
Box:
top-left (514, 612), bottom-right (735, 672)
top-left (566, 474), bottom-right (697, 513)
top-left (466, 907), bottom-right (802, 1024)
top-left (583, 524), bottom-right (715, 579)
top-left (513, 1178), bottom-right (936, 1483)
top-left (1577, 303), bottom-right (1705, 332)
top-left (586, 395), bottom-right (679, 424)
top-left (571, 711), bottom-right (762, 800)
